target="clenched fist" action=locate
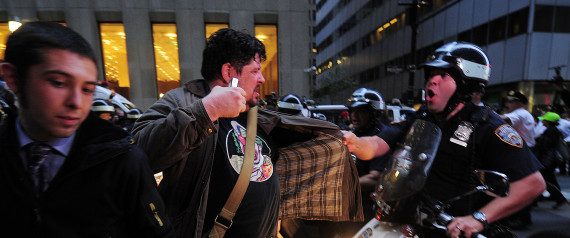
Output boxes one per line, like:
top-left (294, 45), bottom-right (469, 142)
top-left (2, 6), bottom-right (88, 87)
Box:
top-left (202, 86), bottom-right (247, 121)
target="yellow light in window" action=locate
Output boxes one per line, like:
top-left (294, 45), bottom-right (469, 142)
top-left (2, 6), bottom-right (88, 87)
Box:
top-left (377, 26), bottom-right (384, 32)
top-left (256, 34), bottom-right (268, 41)
top-left (390, 18), bottom-right (398, 24)
top-left (383, 23), bottom-right (391, 29)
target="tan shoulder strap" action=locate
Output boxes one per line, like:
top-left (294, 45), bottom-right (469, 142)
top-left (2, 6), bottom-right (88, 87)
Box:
top-left (209, 106), bottom-right (258, 238)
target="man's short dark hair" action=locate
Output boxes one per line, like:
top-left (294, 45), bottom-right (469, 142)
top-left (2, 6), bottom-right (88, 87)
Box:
top-left (4, 22), bottom-right (96, 88)
top-left (201, 28), bottom-right (266, 82)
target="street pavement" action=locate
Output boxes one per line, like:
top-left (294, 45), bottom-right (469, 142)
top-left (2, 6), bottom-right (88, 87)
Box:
top-left (511, 174), bottom-right (570, 238)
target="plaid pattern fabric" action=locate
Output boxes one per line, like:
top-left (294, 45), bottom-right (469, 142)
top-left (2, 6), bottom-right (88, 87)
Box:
top-left (276, 131), bottom-right (364, 222)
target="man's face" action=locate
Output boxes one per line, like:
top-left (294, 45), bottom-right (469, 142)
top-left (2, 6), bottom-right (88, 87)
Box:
top-left (235, 53), bottom-right (265, 108)
top-left (503, 100), bottom-right (517, 113)
top-left (424, 70), bottom-right (457, 114)
top-left (350, 107), bottom-right (371, 130)
top-left (11, 49), bottom-right (97, 141)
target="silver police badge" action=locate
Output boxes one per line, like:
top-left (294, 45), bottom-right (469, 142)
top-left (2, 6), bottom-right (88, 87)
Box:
top-left (450, 121), bottom-right (474, 147)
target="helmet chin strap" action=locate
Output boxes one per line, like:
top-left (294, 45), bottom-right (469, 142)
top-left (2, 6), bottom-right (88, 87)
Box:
top-left (439, 88), bottom-right (471, 119)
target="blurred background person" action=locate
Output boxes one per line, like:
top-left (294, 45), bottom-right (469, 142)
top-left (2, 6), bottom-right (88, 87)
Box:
top-left (534, 112), bottom-right (569, 209)
top-left (471, 87), bottom-right (485, 107)
top-left (91, 99), bottom-right (115, 121)
top-left (501, 90), bottom-right (536, 148)
top-left (337, 110), bottom-right (351, 130)
top-left (277, 94), bottom-right (305, 116)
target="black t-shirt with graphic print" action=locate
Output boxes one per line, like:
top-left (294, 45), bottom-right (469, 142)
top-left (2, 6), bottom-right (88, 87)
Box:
top-left (203, 112), bottom-right (280, 238)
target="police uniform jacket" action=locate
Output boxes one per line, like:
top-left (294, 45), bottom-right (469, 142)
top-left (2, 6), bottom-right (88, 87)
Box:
top-left (378, 102), bottom-right (543, 216)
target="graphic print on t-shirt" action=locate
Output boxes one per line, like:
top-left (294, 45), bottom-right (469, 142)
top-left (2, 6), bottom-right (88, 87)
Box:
top-left (226, 120), bottom-right (273, 182)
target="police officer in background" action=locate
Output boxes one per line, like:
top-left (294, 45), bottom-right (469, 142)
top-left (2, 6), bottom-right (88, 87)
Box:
top-left (321, 88), bottom-right (391, 237)
top-left (91, 99), bottom-right (115, 121)
top-left (343, 42), bottom-right (545, 238)
top-left (278, 94), bottom-right (310, 117)
top-left (346, 88), bottom-right (390, 191)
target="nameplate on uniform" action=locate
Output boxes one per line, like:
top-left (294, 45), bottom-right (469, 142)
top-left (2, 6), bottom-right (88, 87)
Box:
top-left (450, 121), bottom-right (474, 147)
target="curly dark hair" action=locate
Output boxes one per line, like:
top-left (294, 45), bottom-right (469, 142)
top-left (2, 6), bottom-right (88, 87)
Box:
top-left (201, 28), bottom-right (266, 82)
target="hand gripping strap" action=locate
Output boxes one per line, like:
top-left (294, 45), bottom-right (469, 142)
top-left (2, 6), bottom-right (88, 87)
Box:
top-left (209, 106), bottom-right (258, 238)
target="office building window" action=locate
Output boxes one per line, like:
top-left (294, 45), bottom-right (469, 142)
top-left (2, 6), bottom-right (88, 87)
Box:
top-left (555, 6), bottom-right (570, 33)
top-left (534, 5), bottom-right (554, 32)
top-left (152, 24), bottom-right (180, 98)
top-left (489, 16), bottom-right (506, 44)
top-left (508, 7), bottom-right (528, 38)
top-left (458, 30), bottom-right (471, 42)
top-left (255, 25), bottom-right (278, 99)
top-left (205, 24), bottom-right (228, 39)
top-left (0, 23), bottom-right (9, 60)
top-left (472, 24), bottom-right (488, 47)
top-left (100, 23), bottom-right (131, 99)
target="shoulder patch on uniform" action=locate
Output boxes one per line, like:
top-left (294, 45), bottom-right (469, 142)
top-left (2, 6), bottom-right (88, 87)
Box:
top-left (495, 124), bottom-right (523, 148)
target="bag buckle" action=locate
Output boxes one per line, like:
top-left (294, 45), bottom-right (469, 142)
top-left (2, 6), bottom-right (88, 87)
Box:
top-left (214, 215), bottom-right (233, 229)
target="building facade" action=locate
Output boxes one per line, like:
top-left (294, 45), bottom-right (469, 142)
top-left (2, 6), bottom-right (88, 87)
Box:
top-left (315, 0), bottom-right (570, 113)
top-left (0, 0), bottom-right (315, 110)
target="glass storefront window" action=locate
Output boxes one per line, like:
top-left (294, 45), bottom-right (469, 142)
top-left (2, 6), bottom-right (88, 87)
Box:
top-left (205, 24), bottom-right (228, 39)
top-left (100, 23), bottom-right (131, 99)
top-left (0, 23), bottom-right (9, 60)
top-left (255, 25), bottom-right (278, 100)
top-left (152, 24), bottom-right (180, 98)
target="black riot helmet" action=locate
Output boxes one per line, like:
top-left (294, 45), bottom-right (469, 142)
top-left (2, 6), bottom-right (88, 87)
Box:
top-left (346, 88), bottom-right (386, 111)
top-left (422, 41), bottom-right (491, 110)
top-left (278, 94), bottom-right (304, 115)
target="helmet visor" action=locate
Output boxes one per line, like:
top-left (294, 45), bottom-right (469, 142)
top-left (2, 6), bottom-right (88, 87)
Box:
top-left (424, 52), bottom-right (490, 82)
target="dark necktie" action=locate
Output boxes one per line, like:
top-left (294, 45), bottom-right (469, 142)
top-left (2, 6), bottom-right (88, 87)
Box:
top-left (26, 142), bottom-right (51, 195)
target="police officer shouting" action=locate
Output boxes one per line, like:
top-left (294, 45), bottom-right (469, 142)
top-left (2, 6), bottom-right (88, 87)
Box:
top-left (343, 42), bottom-right (545, 238)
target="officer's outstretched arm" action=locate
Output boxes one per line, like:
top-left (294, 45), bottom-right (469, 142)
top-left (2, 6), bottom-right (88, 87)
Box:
top-left (480, 171), bottom-right (545, 223)
top-left (342, 131), bottom-right (390, 160)
top-left (447, 171), bottom-right (545, 238)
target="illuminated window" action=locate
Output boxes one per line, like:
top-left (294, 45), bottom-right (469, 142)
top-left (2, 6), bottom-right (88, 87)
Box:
top-left (100, 23), bottom-right (131, 99)
top-left (205, 24), bottom-right (228, 40)
top-left (1, 22), bottom-right (66, 60)
top-left (0, 23), bottom-right (9, 60)
top-left (255, 25), bottom-right (278, 99)
top-left (153, 24), bottom-right (180, 98)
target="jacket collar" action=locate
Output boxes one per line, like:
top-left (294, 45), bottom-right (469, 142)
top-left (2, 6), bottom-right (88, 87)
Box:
top-left (184, 79), bottom-right (211, 98)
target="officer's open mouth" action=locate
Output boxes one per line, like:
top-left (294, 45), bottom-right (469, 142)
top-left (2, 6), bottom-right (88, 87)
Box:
top-left (426, 89), bottom-right (435, 99)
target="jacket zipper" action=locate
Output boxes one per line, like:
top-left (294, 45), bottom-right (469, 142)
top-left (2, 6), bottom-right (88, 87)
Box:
top-left (149, 203), bottom-right (164, 226)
